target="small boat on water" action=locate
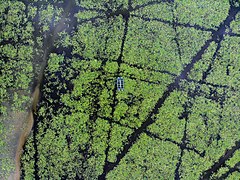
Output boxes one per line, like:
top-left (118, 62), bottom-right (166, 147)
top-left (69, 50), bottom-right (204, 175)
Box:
top-left (117, 77), bottom-right (124, 91)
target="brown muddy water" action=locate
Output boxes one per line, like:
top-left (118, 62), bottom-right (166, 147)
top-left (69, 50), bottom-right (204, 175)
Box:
top-left (8, 85), bottom-right (40, 180)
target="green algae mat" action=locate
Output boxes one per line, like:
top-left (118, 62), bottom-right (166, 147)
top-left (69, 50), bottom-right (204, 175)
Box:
top-left (1, 0), bottom-right (240, 179)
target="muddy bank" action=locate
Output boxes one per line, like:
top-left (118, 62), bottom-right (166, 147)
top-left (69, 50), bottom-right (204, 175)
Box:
top-left (10, 112), bottom-right (34, 180)
top-left (6, 84), bottom-right (39, 180)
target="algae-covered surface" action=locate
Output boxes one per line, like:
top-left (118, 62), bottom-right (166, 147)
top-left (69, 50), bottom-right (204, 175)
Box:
top-left (1, 0), bottom-right (240, 179)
